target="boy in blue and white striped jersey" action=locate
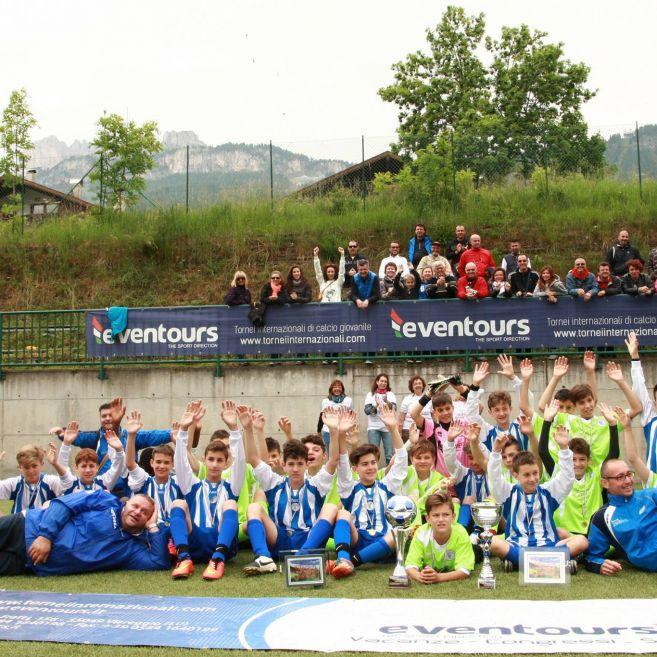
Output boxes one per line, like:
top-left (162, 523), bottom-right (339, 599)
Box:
top-left (329, 403), bottom-right (408, 579)
top-left (488, 401), bottom-right (586, 573)
top-left (124, 411), bottom-right (183, 525)
top-left (169, 400), bottom-right (246, 582)
top-left (0, 442), bottom-right (75, 513)
top-left (242, 406), bottom-right (345, 575)
top-left (56, 421), bottom-right (126, 495)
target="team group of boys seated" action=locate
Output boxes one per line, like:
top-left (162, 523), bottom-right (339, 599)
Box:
top-left (2, 330), bottom-right (657, 583)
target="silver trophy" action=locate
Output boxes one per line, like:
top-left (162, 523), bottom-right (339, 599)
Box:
top-left (384, 495), bottom-right (417, 588)
top-left (471, 501), bottom-right (503, 589)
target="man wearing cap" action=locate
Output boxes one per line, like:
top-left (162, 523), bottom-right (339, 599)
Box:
top-left (418, 241), bottom-right (453, 276)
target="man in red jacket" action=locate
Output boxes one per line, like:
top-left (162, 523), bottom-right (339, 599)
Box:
top-left (457, 234), bottom-right (495, 279)
top-left (457, 262), bottom-right (489, 300)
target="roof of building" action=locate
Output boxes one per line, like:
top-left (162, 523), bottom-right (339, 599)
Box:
top-left (0, 176), bottom-right (95, 211)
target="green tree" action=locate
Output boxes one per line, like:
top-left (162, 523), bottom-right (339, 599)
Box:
top-left (90, 114), bottom-right (162, 210)
top-left (379, 6), bottom-right (604, 179)
top-left (0, 88), bottom-right (37, 216)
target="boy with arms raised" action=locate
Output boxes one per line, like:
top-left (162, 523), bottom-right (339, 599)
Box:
top-left (57, 421), bottom-right (126, 495)
top-left (169, 400), bottom-right (246, 581)
top-left (488, 410), bottom-right (586, 573)
top-left (538, 400), bottom-right (619, 536)
top-left (616, 406), bottom-right (657, 489)
top-left (241, 407), bottom-right (345, 575)
top-left (405, 491), bottom-right (474, 584)
top-left (330, 404), bottom-right (408, 578)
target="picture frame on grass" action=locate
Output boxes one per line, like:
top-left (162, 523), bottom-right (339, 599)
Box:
top-left (520, 547), bottom-right (569, 585)
top-left (284, 554), bottom-right (325, 588)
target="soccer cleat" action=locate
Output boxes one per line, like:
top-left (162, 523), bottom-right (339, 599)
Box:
top-left (171, 558), bottom-right (194, 579)
top-left (331, 558), bottom-right (355, 579)
top-left (167, 538), bottom-right (178, 558)
top-left (503, 559), bottom-right (516, 573)
top-left (242, 555), bottom-right (277, 576)
top-left (202, 559), bottom-right (225, 581)
top-left (568, 559), bottom-right (578, 576)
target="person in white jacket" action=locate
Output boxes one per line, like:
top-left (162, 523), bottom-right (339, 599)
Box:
top-left (313, 246), bottom-right (345, 303)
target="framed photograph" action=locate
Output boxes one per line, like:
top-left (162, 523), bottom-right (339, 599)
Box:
top-left (284, 554), bottom-right (325, 588)
top-left (520, 548), bottom-right (569, 585)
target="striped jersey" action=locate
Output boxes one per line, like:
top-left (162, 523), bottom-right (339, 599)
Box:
top-left (127, 466), bottom-right (184, 523)
top-left (488, 449), bottom-right (574, 547)
top-left (631, 360), bottom-right (657, 472)
top-left (338, 447), bottom-right (408, 538)
top-left (174, 428), bottom-right (246, 529)
top-left (0, 473), bottom-right (74, 513)
top-left (253, 461), bottom-right (334, 533)
top-left (58, 443), bottom-right (125, 496)
top-left (444, 440), bottom-right (490, 502)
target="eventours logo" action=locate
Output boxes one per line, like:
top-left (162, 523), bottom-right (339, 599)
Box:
top-left (92, 316), bottom-right (219, 345)
top-left (390, 309), bottom-right (530, 339)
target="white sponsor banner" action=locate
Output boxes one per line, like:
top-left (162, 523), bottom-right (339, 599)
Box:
top-left (262, 598), bottom-right (657, 653)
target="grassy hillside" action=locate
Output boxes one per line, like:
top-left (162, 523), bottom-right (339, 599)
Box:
top-left (0, 176), bottom-right (655, 311)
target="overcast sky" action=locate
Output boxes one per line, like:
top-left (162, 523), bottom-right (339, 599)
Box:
top-left (1, 0), bottom-right (655, 160)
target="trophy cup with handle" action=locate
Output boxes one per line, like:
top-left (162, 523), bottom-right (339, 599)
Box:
top-left (471, 501), bottom-right (503, 589)
top-left (385, 495), bottom-right (417, 588)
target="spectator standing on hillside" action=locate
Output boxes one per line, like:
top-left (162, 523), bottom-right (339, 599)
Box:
top-left (606, 229), bottom-right (643, 276)
top-left (533, 266), bottom-right (566, 303)
top-left (378, 241), bottom-right (410, 279)
top-left (596, 262), bottom-right (622, 297)
top-left (621, 259), bottom-right (654, 297)
top-left (285, 265), bottom-right (312, 304)
top-left (457, 234), bottom-right (495, 279)
top-left (350, 259), bottom-right (380, 309)
top-left (501, 240), bottom-right (531, 276)
top-left (224, 271), bottom-right (252, 306)
top-left (446, 225), bottom-right (469, 269)
top-left (566, 258), bottom-right (599, 301)
top-left (313, 246), bottom-right (345, 303)
top-left (418, 241), bottom-right (453, 276)
top-left (408, 224), bottom-right (432, 270)
top-left (457, 262), bottom-right (489, 300)
top-left (344, 240), bottom-right (365, 290)
top-left (508, 255), bottom-right (538, 297)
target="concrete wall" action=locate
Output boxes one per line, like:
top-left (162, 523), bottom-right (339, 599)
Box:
top-left (1, 356), bottom-right (653, 477)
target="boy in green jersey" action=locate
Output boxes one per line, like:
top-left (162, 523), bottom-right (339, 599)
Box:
top-left (405, 491), bottom-right (474, 584)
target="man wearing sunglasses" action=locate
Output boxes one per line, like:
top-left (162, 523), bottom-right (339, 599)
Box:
top-left (585, 459), bottom-right (657, 575)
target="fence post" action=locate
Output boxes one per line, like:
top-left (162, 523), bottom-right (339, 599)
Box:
top-left (361, 135), bottom-right (366, 211)
top-left (269, 140), bottom-right (274, 210)
top-left (97, 359), bottom-right (108, 381)
top-left (20, 160), bottom-right (25, 235)
top-left (450, 130), bottom-right (457, 212)
top-left (636, 121), bottom-right (643, 201)
top-left (99, 153), bottom-right (104, 212)
top-left (185, 144), bottom-right (190, 213)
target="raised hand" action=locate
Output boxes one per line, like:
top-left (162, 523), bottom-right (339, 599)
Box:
top-left (180, 400), bottom-right (201, 430)
top-left (338, 408), bottom-right (357, 435)
top-left (125, 410), bottom-right (143, 435)
top-left (517, 414), bottom-right (533, 436)
top-left (625, 331), bottom-right (639, 359)
top-left (519, 358), bottom-right (533, 381)
top-left (48, 426), bottom-right (64, 437)
top-left (0, 450), bottom-right (5, 462)
top-left (492, 433), bottom-right (507, 453)
top-left (407, 422), bottom-right (420, 446)
top-left (337, 246), bottom-right (344, 255)
top-left (63, 421), bottom-right (80, 446)
top-left (170, 420), bottom-right (180, 443)
top-left (105, 429), bottom-right (124, 452)
top-left (583, 351), bottom-right (596, 372)
top-left (378, 403), bottom-right (397, 429)
top-left (496, 354), bottom-right (515, 380)
top-left (322, 406), bottom-right (340, 431)
top-left (552, 356), bottom-right (569, 379)
top-left (313, 246), bottom-right (320, 256)
top-left (613, 406), bottom-right (631, 427)
top-left (251, 409), bottom-right (266, 431)
top-left (110, 396), bottom-right (126, 425)
top-left (277, 416), bottom-right (293, 438)
top-left (543, 398), bottom-right (561, 423)
top-left (46, 442), bottom-right (58, 465)
top-left (598, 401), bottom-right (618, 425)
top-left (606, 361), bottom-right (624, 382)
top-left (472, 362), bottom-right (489, 387)
top-left (235, 404), bottom-right (251, 430)
top-left (554, 425), bottom-right (570, 450)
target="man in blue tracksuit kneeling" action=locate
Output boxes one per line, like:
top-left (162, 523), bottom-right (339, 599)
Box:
top-left (585, 458), bottom-right (657, 576)
top-left (0, 489), bottom-right (170, 576)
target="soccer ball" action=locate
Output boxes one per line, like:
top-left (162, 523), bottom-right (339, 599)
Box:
top-left (385, 495), bottom-right (417, 528)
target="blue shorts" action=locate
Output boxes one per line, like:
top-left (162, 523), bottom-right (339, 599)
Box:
top-left (272, 528), bottom-right (309, 559)
top-left (189, 526), bottom-right (239, 562)
top-left (354, 529), bottom-right (395, 563)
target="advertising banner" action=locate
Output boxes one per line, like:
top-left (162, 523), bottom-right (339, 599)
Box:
top-left (86, 297), bottom-right (657, 357)
top-left (2, 590), bottom-right (657, 653)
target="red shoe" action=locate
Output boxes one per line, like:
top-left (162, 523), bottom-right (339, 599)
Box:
top-left (203, 559), bottom-right (225, 581)
top-left (331, 558), bottom-right (355, 579)
top-left (171, 558), bottom-right (194, 579)
top-left (168, 538), bottom-right (177, 557)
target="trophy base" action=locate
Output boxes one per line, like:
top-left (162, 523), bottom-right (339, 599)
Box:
top-left (389, 575), bottom-right (410, 588)
top-left (477, 577), bottom-right (497, 590)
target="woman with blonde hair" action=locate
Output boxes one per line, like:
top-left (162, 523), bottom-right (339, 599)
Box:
top-left (224, 271), bottom-right (252, 306)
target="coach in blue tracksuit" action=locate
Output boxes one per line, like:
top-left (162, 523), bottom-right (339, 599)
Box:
top-left (585, 458), bottom-right (657, 576)
top-left (0, 489), bottom-right (170, 576)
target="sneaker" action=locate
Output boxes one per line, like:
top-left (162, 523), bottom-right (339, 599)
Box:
top-left (503, 559), bottom-right (516, 573)
top-left (331, 557), bottom-right (355, 579)
top-left (167, 538), bottom-right (177, 558)
top-left (171, 558), bottom-right (194, 579)
top-left (568, 559), bottom-right (578, 575)
top-left (203, 559), bottom-right (225, 581)
top-left (242, 555), bottom-right (277, 576)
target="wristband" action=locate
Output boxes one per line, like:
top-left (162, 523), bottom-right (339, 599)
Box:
top-left (631, 358), bottom-right (640, 362)
top-left (470, 384), bottom-right (480, 392)
top-left (418, 394), bottom-right (432, 407)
